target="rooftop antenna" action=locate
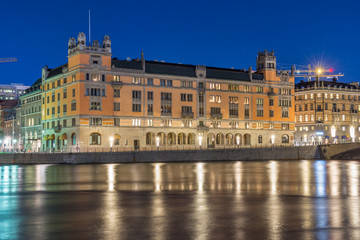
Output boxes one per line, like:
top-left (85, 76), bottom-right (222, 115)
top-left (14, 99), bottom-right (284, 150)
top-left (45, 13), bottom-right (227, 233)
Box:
top-left (89, 9), bottom-right (91, 45)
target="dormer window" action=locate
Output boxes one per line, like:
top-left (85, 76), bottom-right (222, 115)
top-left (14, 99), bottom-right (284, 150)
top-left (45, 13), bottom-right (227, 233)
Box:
top-left (93, 61), bottom-right (98, 65)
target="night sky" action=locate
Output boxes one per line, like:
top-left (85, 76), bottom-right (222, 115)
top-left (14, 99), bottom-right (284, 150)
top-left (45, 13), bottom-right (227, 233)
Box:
top-left (0, 0), bottom-right (358, 86)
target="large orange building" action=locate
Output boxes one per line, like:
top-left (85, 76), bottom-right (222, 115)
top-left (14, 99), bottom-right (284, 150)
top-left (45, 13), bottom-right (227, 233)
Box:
top-left (40, 32), bottom-right (295, 152)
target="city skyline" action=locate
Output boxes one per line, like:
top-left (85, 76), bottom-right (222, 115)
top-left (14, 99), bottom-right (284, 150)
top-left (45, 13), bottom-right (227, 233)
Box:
top-left (0, 0), bottom-right (358, 86)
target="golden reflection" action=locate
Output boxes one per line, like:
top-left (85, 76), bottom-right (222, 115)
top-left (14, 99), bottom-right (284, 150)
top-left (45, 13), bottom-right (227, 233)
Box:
top-left (328, 161), bottom-right (340, 197)
top-left (267, 161), bottom-right (282, 240)
top-left (347, 162), bottom-right (360, 232)
top-left (328, 198), bottom-right (343, 236)
top-left (196, 163), bottom-right (205, 192)
top-left (35, 165), bottom-right (49, 191)
top-left (150, 195), bottom-right (166, 240)
top-left (107, 164), bottom-right (116, 191)
top-left (268, 161), bottom-right (278, 195)
top-left (193, 162), bottom-right (210, 240)
top-left (153, 163), bottom-right (163, 192)
top-left (234, 162), bottom-right (242, 194)
top-left (301, 160), bottom-right (311, 196)
top-left (347, 162), bottom-right (359, 197)
top-left (102, 192), bottom-right (121, 238)
top-left (151, 163), bottom-right (166, 240)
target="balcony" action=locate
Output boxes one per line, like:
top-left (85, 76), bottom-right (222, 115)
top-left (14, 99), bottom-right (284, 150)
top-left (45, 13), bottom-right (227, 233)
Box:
top-left (197, 125), bottom-right (209, 131)
top-left (54, 125), bottom-right (62, 133)
top-left (181, 112), bottom-right (194, 118)
top-left (211, 112), bottom-right (222, 119)
top-left (267, 91), bottom-right (276, 97)
top-left (332, 108), bottom-right (340, 112)
top-left (350, 110), bottom-right (358, 113)
top-left (111, 81), bottom-right (123, 88)
top-left (161, 112), bottom-right (172, 116)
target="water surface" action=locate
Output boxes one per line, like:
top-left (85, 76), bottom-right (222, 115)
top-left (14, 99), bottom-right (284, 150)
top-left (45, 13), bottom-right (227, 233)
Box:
top-left (0, 161), bottom-right (360, 239)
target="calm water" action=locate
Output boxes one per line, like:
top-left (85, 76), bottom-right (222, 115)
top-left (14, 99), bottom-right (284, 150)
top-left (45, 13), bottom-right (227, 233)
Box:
top-left (0, 161), bottom-right (360, 240)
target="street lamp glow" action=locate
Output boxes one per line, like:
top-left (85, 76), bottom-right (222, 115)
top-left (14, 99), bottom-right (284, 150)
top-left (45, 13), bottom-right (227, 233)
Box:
top-left (236, 135), bottom-right (240, 145)
top-left (271, 135), bottom-right (275, 144)
top-left (109, 136), bottom-right (114, 148)
top-left (331, 126), bottom-right (336, 138)
top-left (317, 68), bottom-right (322, 74)
top-left (350, 126), bottom-right (355, 142)
top-left (198, 135), bottom-right (203, 146)
top-left (156, 137), bottom-right (160, 148)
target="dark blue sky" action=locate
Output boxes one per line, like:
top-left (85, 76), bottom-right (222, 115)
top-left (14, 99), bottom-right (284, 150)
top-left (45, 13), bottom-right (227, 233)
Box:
top-left (0, 0), bottom-right (358, 86)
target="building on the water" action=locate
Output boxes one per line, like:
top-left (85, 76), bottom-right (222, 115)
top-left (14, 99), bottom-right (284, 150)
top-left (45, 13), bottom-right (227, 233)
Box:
top-left (22, 32), bottom-right (294, 152)
top-left (294, 79), bottom-right (360, 145)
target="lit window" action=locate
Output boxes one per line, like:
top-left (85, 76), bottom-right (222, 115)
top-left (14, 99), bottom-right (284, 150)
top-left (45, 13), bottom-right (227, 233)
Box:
top-left (132, 119), bottom-right (141, 126)
top-left (132, 77), bottom-right (141, 84)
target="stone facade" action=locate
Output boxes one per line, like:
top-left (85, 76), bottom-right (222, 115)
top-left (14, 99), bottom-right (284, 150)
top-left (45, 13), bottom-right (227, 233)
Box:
top-left (25, 32), bottom-right (296, 152)
top-left (19, 88), bottom-right (42, 152)
top-left (294, 79), bottom-right (360, 145)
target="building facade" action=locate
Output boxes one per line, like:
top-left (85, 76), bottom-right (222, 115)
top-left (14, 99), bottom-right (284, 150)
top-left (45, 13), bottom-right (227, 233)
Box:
top-left (40, 33), bottom-right (295, 152)
top-left (294, 79), bottom-right (360, 145)
top-left (19, 78), bottom-right (42, 152)
top-left (2, 111), bottom-right (20, 152)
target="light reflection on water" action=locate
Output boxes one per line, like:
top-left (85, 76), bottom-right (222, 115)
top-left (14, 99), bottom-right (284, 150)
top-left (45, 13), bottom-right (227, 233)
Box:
top-left (0, 161), bottom-right (360, 239)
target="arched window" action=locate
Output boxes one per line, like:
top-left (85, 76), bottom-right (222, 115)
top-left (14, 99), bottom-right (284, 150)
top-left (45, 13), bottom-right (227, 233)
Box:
top-left (188, 133), bottom-right (195, 145)
top-left (207, 133), bottom-right (215, 147)
top-left (146, 132), bottom-right (155, 145)
top-left (216, 133), bottom-right (224, 145)
top-left (71, 133), bottom-right (76, 145)
top-left (157, 132), bottom-right (166, 145)
top-left (167, 132), bottom-right (176, 145)
top-left (235, 134), bottom-right (242, 145)
top-left (258, 135), bottom-right (262, 144)
top-left (178, 133), bottom-right (186, 145)
top-left (90, 133), bottom-right (101, 145)
top-left (226, 134), bottom-right (233, 145)
top-left (244, 134), bottom-right (251, 145)
top-left (281, 134), bottom-right (289, 143)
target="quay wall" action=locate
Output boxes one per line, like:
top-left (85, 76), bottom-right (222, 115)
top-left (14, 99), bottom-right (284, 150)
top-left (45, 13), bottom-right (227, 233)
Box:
top-left (0, 145), bottom-right (322, 164)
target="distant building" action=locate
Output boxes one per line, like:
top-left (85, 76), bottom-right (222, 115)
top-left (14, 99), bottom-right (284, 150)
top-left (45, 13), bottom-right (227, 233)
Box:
top-left (19, 78), bottom-right (42, 152)
top-left (0, 83), bottom-right (29, 100)
top-left (294, 79), bottom-right (360, 145)
top-left (0, 100), bottom-right (19, 151)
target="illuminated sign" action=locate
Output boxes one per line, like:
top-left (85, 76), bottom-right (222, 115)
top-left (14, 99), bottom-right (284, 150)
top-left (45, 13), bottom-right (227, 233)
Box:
top-left (316, 131), bottom-right (324, 136)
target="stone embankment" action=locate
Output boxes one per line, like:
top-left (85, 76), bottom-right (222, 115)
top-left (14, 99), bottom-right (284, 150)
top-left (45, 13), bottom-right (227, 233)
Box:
top-left (0, 145), bottom-right (322, 164)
